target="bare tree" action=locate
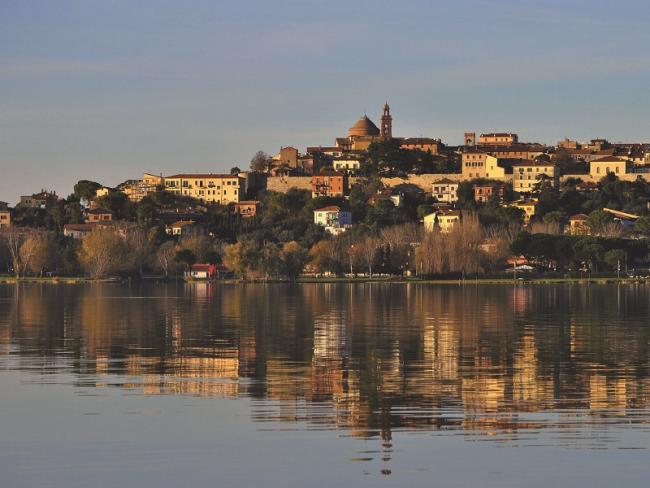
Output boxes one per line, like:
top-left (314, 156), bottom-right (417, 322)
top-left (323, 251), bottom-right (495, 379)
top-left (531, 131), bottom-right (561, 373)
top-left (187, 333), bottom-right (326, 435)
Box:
top-left (357, 236), bottom-right (381, 276)
top-left (250, 150), bottom-right (273, 173)
top-left (156, 241), bottom-right (178, 278)
top-left (23, 231), bottom-right (55, 277)
top-left (125, 225), bottom-right (150, 277)
top-left (1, 227), bottom-right (29, 278)
top-left (78, 227), bottom-right (129, 279)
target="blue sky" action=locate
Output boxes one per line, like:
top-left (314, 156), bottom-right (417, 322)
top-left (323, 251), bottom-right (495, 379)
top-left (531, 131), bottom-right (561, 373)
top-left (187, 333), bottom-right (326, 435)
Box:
top-left (1, 0), bottom-right (650, 204)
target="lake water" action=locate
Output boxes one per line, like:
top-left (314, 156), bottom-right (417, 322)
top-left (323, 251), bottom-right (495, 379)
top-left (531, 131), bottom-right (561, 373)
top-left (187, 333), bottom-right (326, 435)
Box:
top-left (1, 282), bottom-right (650, 487)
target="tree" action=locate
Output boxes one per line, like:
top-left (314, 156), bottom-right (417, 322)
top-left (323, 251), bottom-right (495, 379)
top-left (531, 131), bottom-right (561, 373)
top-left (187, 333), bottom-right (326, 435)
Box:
top-left (250, 150), bottom-right (273, 172)
top-left (155, 241), bottom-right (177, 277)
top-left (125, 225), bottom-right (151, 277)
top-left (309, 240), bottom-right (344, 275)
top-left (230, 166), bottom-right (241, 175)
top-left (355, 236), bottom-right (381, 276)
top-left (586, 210), bottom-right (615, 236)
top-left (73, 180), bottom-right (102, 201)
top-left (634, 216), bottom-right (650, 237)
top-left (280, 241), bottom-right (308, 281)
top-left (22, 232), bottom-right (55, 276)
top-left (223, 242), bottom-right (245, 278)
top-left (603, 249), bottom-right (625, 270)
top-left (174, 249), bottom-right (196, 271)
top-left (78, 227), bottom-right (129, 278)
top-left (178, 235), bottom-right (211, 263)
top-left (1, 228), bottom-right (29, 277)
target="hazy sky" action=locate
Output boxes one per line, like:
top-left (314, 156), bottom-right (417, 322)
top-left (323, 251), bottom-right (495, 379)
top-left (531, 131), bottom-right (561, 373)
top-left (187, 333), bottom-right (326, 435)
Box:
top-left (1, 0), bottom-right (650, 204)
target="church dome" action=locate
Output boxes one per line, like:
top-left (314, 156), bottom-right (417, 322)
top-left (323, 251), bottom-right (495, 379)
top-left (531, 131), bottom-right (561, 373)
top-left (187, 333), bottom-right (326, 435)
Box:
top-left (348, 115), bottom-right (380, 137)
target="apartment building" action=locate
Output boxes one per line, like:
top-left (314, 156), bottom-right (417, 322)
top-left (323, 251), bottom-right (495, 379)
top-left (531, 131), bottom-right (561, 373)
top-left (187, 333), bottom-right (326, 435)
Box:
top-left (164, 174), bottom-right (244, 205)
top-left (513, 160), bottom-right (558, 194)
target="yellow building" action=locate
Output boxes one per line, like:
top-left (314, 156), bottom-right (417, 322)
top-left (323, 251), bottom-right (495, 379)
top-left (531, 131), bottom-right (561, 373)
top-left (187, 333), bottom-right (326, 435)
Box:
top-left (484, 155), bottom-right (509, 179)
top-left (513, 160), bottom-right (557, 194)
top-left (478, 132), bottom-right (518, 145)
top-left (95, 187), bottom-right (110, 198)
top-left (589, 156), bottom-right (631, 178)
top-left (423, 210), bottom-right (462, 233)
top-left (163, 173), bottom-right (244, 205)
top-left (510, 200), bottom-right (539, 224)
top-left (462, 151), bottom-right (489, 179)
top-left (568, 214), bottom-right (589, 235)
top-left (0, 203), bottom-right (10, 228)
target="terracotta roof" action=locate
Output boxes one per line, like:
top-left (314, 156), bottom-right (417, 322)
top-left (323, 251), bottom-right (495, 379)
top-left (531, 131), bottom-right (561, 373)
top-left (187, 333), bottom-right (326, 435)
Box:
top-left (480, 132), bottom-right (516, 137)
top-left (569, 214), bottom-right (589, 221)
top-left (348, 115), bottom-right (380, 137)
top-left (170, 220), bottom-right (196, 227)
top-left (402, 138), bottom-right (441, 144)
top-left (306, 146), bottom-right (341, 153)
top-left (315, 206), bottom-right (342, 212)
top-left (432, 178), bottom-right (458, 184)
top-left (512, 159), bottom-right (555, 167)
top-left (591, 156), bottom-right (626, 163)
top-left (87, 207), bottom-right (113, 215)
top-left (191, 264), bottom-right (214, 272)
top-left (165, 173), bottom-right (239, 179)
top-left (64, 223), bottom-right (95, 231)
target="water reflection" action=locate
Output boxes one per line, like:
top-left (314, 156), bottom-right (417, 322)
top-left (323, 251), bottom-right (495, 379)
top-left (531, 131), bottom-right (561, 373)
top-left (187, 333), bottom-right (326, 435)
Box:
top-left (2, 282), bottom-right (650, 450)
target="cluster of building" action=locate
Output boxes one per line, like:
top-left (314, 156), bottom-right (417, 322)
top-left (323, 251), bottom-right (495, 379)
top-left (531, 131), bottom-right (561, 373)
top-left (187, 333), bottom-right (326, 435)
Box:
top-left (4, 102), bottom-right (650, 239)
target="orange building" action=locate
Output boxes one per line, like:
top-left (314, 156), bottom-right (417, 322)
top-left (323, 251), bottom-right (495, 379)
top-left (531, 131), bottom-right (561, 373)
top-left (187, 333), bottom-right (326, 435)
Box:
top-left (234, 201), bottom-right (260, 218)
top-left (311, 171), bottom-right (348, 198)
top-left (85, 207), bottom-right (113, 223)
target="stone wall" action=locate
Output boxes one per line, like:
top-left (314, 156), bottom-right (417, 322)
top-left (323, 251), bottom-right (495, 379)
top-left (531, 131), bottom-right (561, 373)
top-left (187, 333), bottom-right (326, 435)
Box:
top-left (380, 173), bottom-right (512, 192)
top-left (267, 174), bottom-right (458, 194)
top-left (267, 176), bottom-right (312, 193)
top-left (561, 173), bottom-right (648, 183)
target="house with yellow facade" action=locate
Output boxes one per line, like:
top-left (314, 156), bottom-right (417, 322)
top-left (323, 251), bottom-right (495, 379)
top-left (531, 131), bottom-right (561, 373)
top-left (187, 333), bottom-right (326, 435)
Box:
top-left (423, 210), bottom-right (462, 233)
top-left (589, 156), bottom-right (631, 178)
top-left (163, 173), bottom-right (244, 205)
top-left (0, 202), bottom-right (10, 228)
top-left (568, 214), bottom-right (589, 235)
top-left (512, 160), bottom-right (557, 194)
top-left (510, 200), bottom-right (539, 224)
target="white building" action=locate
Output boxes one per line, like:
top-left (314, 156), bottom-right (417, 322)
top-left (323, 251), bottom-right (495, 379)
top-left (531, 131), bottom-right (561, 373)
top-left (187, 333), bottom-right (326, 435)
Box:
top-left (432, 178), bottom-right (459, 203)
top-left (313, 206), bottom-right (353, 235)
top-left (332, 158), bottom-right (362, 175)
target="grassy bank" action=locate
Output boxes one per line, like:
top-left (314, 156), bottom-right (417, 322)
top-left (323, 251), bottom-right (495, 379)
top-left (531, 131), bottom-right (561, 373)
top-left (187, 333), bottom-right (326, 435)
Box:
top-left (1, 275), bottom-right (648, 286)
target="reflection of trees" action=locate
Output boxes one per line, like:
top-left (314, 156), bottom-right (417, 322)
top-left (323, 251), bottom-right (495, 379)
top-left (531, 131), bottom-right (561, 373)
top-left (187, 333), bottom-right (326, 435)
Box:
top-left (2, 282), bottom-right (650, 442)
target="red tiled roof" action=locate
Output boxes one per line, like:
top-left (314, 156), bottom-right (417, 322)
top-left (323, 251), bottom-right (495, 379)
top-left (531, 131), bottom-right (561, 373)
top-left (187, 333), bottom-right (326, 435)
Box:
top-left (165, 173), bottom-right (239, 179)
top-left (64, 223), bottom-right (95, 231)
top-left (315, 206), bottom-right (341, 212)
top-left (86, 207), bottom-right (113, 215)
top-left (591, 156), bottom-right (626, 163)
top-left (170, 220), bottom-right (196, 227)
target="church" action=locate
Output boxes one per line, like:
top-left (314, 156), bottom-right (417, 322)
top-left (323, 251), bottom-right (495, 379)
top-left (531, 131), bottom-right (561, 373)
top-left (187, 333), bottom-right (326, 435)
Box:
top-left (335, 102), bottom-right (393, 152)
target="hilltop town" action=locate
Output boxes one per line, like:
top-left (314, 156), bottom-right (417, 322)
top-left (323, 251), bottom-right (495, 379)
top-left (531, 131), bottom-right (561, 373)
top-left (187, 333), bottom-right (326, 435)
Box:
top-left (2, 102), bottom-right (650, 280)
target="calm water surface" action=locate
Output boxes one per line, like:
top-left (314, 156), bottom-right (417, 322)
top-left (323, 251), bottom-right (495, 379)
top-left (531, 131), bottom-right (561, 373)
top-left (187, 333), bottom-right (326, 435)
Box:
top-left (1, 282), bottom-right (650, 487)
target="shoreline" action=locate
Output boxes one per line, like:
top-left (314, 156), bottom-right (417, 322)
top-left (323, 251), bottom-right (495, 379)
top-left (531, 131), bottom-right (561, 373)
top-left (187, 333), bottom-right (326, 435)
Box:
top-left (0, 276), bottom-right (648, 286)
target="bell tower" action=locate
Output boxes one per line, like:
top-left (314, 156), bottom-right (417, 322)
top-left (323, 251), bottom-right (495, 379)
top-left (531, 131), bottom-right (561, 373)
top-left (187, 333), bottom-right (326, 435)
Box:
top-left (381, 102), bottom-right (392, 139)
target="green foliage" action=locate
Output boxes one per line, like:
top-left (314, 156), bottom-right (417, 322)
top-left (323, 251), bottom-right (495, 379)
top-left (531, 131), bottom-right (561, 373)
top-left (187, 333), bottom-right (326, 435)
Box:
top-left (511, 231), bottom-right (645, 271)
top-left (73, 180), bottom-right (102, 201)
top-left (174, 249), bottom-right (196, 269)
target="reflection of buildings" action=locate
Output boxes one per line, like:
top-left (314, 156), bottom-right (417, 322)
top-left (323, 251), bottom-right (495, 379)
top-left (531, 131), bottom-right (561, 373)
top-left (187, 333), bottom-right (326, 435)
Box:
top-left (2, 282), bottom-right (650, 447)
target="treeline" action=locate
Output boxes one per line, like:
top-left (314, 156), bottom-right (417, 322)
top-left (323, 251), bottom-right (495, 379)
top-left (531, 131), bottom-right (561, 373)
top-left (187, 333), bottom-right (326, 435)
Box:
top-left (511, 231), bottom-right (648, 272)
